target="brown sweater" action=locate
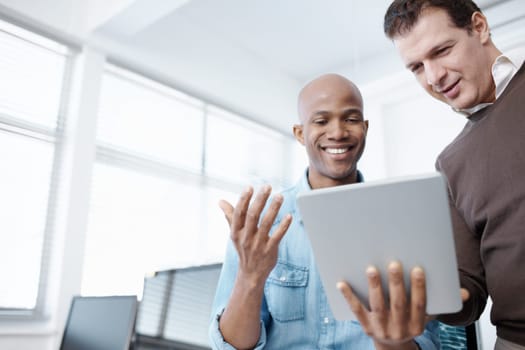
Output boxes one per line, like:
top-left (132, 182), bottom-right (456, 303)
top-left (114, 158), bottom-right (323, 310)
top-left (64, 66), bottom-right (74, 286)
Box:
top-left (436, 62), bottom-right (525, 345)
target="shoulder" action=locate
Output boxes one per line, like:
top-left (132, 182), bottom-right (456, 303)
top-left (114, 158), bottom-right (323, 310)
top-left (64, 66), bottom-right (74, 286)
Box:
top-left (435, 120), bottom-right (471, 172)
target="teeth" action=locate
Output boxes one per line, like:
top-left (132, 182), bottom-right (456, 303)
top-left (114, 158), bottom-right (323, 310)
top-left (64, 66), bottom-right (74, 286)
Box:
top-left (325, 148), bottom-right (348, 154)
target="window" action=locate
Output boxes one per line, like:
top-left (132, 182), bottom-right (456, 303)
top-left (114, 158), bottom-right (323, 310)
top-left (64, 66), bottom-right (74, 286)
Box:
top-left (97, 67), bottom-right (204, 171)
top-left (205, 106), bottom-right (290, 187)
top-left (83, 65), bottom-right (296, 297)
top-left (0, 20), bottom-right (69, 314)
top-left (81, 64), bottom-right (298, 297)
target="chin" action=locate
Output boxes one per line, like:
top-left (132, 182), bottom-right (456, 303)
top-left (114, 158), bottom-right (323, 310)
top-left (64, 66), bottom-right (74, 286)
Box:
top-left (329, 170), bottom-right (356, 182)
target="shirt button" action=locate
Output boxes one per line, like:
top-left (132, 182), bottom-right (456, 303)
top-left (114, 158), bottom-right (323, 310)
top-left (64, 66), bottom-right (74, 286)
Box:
top-left (279, 276), bottom-right (286, 282)
top-left (323, 317), bottom-right (329, 324)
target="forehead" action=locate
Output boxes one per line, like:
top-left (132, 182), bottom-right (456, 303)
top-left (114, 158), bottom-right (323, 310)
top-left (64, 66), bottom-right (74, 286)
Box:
top-left (300, 88), bottom-right (362, 119)
top-left (393, 8), bottom-right (462, 63)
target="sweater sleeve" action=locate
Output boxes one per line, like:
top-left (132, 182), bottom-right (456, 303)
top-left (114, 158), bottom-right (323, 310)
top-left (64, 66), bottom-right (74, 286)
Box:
top-left (437, 186), bottom-right (488, 325)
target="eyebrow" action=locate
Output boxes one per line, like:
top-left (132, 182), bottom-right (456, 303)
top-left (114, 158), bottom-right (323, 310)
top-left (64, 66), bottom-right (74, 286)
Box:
top-left (342, 108), bottom-right (363, 116)
top-left (405, 40), bottom-right (455, 69)
top-left (311, 108), bottom-right (362, 118)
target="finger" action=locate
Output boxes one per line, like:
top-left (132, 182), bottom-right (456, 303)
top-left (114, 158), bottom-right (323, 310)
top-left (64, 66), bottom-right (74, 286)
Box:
top-left (425, 314), bottom-right (437, 322)
top-left (244, 185), bottom-right (272, 235)
top-left (337, 281), bottom-right (371, 332)
top-left (460, 288), bottom-right (470, 302)
top-left (367, 266), bottom-right (387, 337)
top-left (268, 213), bottom-right (292, 247)
top-left (388, 261), bottom-right (408, 336)
top-left (231, 186), bottom-right (253, 233)
top-left (409, 266), bottom-right (426, 336)
top-left (258, 193), bottom-right (285, 235)
top-left (367, 266), bottom-right (386, 313)
top-left (218, 200), bottom-right (234, 227)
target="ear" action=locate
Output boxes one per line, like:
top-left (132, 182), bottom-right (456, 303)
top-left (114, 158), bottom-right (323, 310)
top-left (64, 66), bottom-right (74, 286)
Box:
top-left (471, 11), bottom-right (490, 44)
top-left (363, 120), bottom-right (369, 135)
top-left (293, 124), bottom-right (305, 145)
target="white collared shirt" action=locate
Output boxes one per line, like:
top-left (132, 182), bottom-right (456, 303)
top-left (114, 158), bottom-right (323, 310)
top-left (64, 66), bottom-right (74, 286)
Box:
top-left (456, 47), bottom-right (525, 116)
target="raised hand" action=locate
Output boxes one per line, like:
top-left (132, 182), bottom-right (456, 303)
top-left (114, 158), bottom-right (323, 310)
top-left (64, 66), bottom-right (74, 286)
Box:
top-left (217, 185), bottom-right (293, 349)
top-left (219, 185), bottom-right (292, 286)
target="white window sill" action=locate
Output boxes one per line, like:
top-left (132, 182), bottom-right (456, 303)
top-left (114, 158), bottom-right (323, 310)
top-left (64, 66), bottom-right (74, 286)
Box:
top-left (0, 320), bottom-right (57, 336)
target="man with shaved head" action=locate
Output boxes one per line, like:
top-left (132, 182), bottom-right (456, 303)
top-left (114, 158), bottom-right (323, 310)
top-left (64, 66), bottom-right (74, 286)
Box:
top-left (209, 74), bottom-right (440, 350)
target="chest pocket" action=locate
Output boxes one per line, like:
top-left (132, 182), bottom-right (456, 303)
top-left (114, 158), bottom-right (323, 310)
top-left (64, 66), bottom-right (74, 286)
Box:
top-left (265, 261), bottom-right (308, 322)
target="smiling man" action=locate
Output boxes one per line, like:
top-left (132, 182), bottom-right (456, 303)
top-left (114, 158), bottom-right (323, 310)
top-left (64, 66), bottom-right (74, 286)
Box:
top-left (294, 74), bottom-right (367, 189)
top-left (384, 1), bottom-right (525, 349)
top-left (209, 74), bottom-right (440, 350)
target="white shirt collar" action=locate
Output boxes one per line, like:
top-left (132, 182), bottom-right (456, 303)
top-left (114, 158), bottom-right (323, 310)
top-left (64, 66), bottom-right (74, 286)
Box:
top-left (455, 47), bottom-right (525, 116)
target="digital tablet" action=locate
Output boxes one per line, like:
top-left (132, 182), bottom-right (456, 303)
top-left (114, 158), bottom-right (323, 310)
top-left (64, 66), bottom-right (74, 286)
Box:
top-left (296, 172), bottom-right (462, 320)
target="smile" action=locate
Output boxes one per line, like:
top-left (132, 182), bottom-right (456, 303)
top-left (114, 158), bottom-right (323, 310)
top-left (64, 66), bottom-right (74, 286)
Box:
top-left (323, 147), bottom-right (351, 154)
top-left (438, 80), bottom-right (460, 98)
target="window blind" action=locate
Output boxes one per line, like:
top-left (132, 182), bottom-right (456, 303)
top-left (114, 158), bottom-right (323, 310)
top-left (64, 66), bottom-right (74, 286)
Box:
top-left (82, 63), bottom-right (296, 299)
top-left (135, 264), bottom-right (222, 348)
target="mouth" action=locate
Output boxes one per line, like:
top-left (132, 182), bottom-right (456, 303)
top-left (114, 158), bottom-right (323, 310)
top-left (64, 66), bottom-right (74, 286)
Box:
top-left (438, 80), bottom-right (460, 99)
top-left (321, 146), bottom-right (353, 155)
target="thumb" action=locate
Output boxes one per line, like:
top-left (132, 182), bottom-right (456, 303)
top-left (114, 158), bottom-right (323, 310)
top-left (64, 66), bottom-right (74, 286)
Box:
top-left (460, 288), bottom-right (470, 303)
top-left (218, 200), bottom-right (234, 227)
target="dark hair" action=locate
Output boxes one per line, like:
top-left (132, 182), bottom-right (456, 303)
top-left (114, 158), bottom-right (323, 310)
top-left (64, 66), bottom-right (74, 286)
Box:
top-left (384, 0), bottom-right (482, 39)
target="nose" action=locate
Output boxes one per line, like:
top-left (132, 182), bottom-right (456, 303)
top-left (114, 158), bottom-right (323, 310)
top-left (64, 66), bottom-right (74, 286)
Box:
top-left (327, 120), bottom-right (348, 140)
top-left (425, 61), bottom-right (446, 90)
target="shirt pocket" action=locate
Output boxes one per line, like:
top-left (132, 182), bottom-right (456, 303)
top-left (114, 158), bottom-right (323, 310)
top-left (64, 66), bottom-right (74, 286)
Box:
top-left (265, 261), bottom-right (308, 322)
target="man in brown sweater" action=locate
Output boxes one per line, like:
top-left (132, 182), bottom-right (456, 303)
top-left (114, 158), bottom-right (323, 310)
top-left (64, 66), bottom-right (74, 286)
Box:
top-left (382, 1), bottom-right (525, 349)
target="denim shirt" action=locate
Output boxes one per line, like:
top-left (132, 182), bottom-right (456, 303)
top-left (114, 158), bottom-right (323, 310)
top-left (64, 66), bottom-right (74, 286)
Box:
top-left (209, 171), bottom-right (440, 349)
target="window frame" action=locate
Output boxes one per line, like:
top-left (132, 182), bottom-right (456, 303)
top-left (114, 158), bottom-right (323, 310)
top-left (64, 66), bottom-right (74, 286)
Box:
top-left (81, 61), bottom-right (299, 298)
top-left (0, 18), bottom-right (76, 320)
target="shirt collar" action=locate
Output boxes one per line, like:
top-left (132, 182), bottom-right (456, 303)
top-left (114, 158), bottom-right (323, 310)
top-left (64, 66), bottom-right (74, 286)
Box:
top-left (454, 48), bottom-right (525, 116)
top-left (297, 168), bottom-right (365, 192)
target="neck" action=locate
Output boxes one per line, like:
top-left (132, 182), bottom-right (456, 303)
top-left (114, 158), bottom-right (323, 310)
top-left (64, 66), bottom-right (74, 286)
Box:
top-left (307, 170), bottom-right (359, 190)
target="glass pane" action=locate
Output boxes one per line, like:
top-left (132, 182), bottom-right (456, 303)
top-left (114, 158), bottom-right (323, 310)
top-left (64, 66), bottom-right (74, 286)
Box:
top-left (0, 22), bottom-right (67, 129)
top-left (97, 68), bottom-right (204, 171)
top-left (289, 138), bottom-right (308, 185)
top-left (0, 130), bottom-right (54, 309)
top-left (82, 163), bottom-right (206, 297)
top-left (203, 186), bottom-right (238, 262)
top-left (205, 107), bottom-right (288, 187)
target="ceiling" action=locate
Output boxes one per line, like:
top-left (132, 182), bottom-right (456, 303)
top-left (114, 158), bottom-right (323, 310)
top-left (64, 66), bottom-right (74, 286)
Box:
top-left (0, 0), bottom-right (524, 133)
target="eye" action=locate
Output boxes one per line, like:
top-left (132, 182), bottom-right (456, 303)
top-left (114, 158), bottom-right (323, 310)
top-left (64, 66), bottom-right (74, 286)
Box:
top-left (436, 46), bottom-right (451, 56)
top-left (410, 63), bottom-right (423, 74)
top-left (313, 118), bottom-right (328, 125)
top-left (345, 115), bottom-right (362, 124)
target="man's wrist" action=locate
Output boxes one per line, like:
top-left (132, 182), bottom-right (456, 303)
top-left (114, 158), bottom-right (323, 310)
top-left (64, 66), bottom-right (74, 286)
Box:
top-left (373, 339), bottom-right (420, 350)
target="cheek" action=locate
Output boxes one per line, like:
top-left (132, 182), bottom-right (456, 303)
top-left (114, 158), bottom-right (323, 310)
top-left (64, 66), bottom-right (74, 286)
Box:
top-left (305, 131), bottom-right (321, 145)
top-left (353, 129), bottom-right (368, 144)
